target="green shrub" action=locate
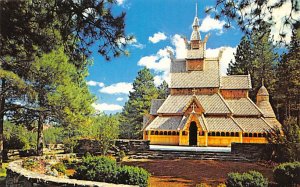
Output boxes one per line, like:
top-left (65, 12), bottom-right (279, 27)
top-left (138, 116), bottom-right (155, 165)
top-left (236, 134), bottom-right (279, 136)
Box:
top-left (22, 158), bottom-right (39, 170)
top-left (73, 155), bottom-right (118, 183)
top-left (73, 155), bottom-right (150, 186)
top-left (273, 162), bottom-right (300, 187)
top-left (226, 170), bottom-right (268, 187)
top-left (116, 165), bottom-right (150, 187)
top-left (51, 162), bottom-right (66, 174)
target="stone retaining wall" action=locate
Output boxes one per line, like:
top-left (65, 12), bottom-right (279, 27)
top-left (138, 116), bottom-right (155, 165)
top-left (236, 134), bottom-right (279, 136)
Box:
top-left (6, 159), bottom-right (135, 187)
top-left (75, 139), bottom-right (150, 155)
top-left (231, 143), bottom-right (270, 160)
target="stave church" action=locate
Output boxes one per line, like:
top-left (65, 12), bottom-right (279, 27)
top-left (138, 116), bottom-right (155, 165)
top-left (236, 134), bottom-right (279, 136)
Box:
top-left (142, 7), bottom-right (281, 147)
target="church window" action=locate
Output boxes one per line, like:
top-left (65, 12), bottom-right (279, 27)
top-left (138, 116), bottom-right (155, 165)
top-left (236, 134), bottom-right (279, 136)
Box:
top-left (216, 132), bottom-right (220, 136)
top-left (258, 133), bottom-right (262, 137)
top-left (154, 131), bottom-right (158, 135)
top-left (244, 133), bottom-right (248, 137)
top-left (172, 131), bottom-right (176, 135)
top-left (212, 132), bottom-right (215, 136)
top-left (159, 131), bottom-right (163, 135)
top-left (226, 132), bottom-right (230, 136)
top-left (231, 132), bottom-right (235, 136)
top-left (177, 132), bottom-right (179, 135)
top-left (249, 133), bottom-right (253, 137)
top-left (182, 131), bottom-right (187, 135)
top-left (235, 132), bottom-right (239, 137)
top-left (263, 133), bottom-right (267, 137)
top-left (254, 133), bottom-right (257, 137)
top-left (164, 131), bottom-right (167, 135)
top-left (168, 131), bottom-right (171, 135)
top-left (221, 132), bottom-right (225, 136)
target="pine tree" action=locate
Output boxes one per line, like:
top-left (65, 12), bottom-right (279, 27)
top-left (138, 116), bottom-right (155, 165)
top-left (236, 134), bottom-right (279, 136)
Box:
top-left (157, 80), bottom-right (169, 99)
top-left (275, 28), bottom-right (300, 124)
top-left (120, 68), bottom-right (158, 139)
top-left (228, 22), bottom-right (278, 101)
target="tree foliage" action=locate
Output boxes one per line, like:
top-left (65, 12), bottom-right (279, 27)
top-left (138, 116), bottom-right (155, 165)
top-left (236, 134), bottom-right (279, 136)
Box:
top-left (157, 80), bottom-right (169, 99)
top-left (228, 22), bottom-right (278, 100)
top-left (120, 68), bottom-right (158, 139)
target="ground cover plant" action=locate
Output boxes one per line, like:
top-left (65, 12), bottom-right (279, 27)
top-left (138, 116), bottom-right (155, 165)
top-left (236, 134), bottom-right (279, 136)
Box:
top-left (273, 161), bottom-right (300, 187)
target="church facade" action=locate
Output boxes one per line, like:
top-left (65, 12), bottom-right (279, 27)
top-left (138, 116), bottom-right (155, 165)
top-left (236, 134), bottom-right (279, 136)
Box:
top-left (142, 10), bottom-right (281, 147)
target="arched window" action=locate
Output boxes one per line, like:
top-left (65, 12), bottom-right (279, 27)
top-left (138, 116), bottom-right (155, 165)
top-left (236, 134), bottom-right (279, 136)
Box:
top-left (177, 132), bottom-right (179, 135)
top-left (183, 131), bottom-right (186, 135)
top-left (235, 132), bottom-right (239, 137)
top-left (226, 132), bottom-right (230, 136)
top-left (168, 131), bottom-right (171, 135)
top-left (155, 131), bottom-right (158, 135)
top-left (249, 133), bottom-right (253, 137)
top-left (216, 132), bottom-right (220, 136)
top-left (254, 133), bottom-right (257, 137)
top-left (212, 132), bottom-right (215, 136)
top-left (244, 133), bottom-right (248, 137)
top-left (151, 131), bottom-right (154, 135)
top-left (172, 131), bottom-right (176, 135)
top-left (231, 132), bottom-right (235, 137)
top-left (263, 133), bottom-right (267, 137)
top-left (159, 131), bottom-right (163, 135)
top-left (221, 132), bottom-right (225, 136)
top-left (146, 131), bottom-right (148, 135)
top-left (164, 131), bottom-right (167, 135)
top-left (258, 133), bottom-right (262, 137)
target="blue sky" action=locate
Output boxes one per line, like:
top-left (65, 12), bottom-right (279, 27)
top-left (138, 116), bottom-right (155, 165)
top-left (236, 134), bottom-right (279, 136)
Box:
top-left (86, 0), bottom-right (297, 114)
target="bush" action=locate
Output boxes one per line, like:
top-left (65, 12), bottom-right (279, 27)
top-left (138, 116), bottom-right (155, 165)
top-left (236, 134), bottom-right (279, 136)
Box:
top-left (74, 155), bottom-right (150, 186)
top-left (116, 165), bottom-right (150, 187)
top-left (51, 162), bottom-right (66, 174)
top-left (226, 170), bottom-right (268, 187)
top-left (273, 162), bottom-right (300, 186)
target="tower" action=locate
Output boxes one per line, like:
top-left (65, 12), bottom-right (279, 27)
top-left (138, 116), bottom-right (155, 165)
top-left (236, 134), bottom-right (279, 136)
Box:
top-left (256, 80), bottom-right (276, 118)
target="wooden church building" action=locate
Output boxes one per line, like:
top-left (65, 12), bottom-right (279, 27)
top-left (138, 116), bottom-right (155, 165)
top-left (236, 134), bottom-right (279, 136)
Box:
top-left (142, 7), bottom-right (281, 147)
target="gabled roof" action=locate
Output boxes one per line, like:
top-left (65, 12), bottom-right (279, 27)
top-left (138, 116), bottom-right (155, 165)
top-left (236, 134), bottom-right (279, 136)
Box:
top-left (170, 60), bottom-right (220, 88)
top-left (220, 75), bottom-right (252, 90)
top-left (182, 96), bottom-right (205, 113)
top-left (150, 99), bottom-right (165, 115)
top-left (157, 94), bottom-right (231, 114)
top-left (145, 116), bottom-right (186, 131)
top-left (205, 117), bottom-right (242, 132)
top-left (264, 118), bottom-right (282, 130)
top-left (225, 98), bottom-right (262, 116)
top-left (234, 117), bottom-right (272, 133)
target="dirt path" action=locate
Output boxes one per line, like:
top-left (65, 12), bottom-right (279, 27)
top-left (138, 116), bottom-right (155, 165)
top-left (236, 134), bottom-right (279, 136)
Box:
top-left (123, 159), bottom-right (275, 187)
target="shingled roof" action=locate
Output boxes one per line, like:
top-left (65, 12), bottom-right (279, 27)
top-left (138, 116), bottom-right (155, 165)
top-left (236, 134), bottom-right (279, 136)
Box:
top-left (170, 59), bottom-right (220, 88)
top-left (157, 94), bottom-right (231, 114)
top-left (256, 100), bottom-right (276, 118)
top-left (220, 75), bottom-right (252, 89)
top-left (150, 99), bottom-right (165, 115)
top-left (234, 117), bottom-right (272, 133)
top-left (205, 117), bottom-right (243, 132)
top-left (225, 98), bottom-right (262, 116)
top-left (145, 116), bottom-right (186, 131)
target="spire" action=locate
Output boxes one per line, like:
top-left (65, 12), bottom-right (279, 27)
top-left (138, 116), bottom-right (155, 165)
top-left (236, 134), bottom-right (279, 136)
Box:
top-left (190, 2), bottom-right (201, 41)
top-left (261, 78), bottom-right (264, 87)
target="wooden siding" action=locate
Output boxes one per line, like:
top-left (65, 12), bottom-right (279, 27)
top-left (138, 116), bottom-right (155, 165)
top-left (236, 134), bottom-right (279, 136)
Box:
top-left (170, 88), bottom-right (218, 95)
top-left (220, 89), bottom-right (248, 99)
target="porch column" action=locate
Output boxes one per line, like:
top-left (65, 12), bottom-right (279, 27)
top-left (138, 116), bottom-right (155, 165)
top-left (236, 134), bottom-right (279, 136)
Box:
top-left (239, 132), bottom-right (243, 143)
top-left (179, 130), bottom-right (182, 146)
top-left (148, 130), bottom-right (151, 141)
top-left (205, 131), bottom-right (208, 146)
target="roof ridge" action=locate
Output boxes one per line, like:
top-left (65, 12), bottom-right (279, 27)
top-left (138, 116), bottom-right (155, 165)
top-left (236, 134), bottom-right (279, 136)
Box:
top-left (217, 92), bottom-right (233, 114)
top-left (246, 97), bottom-right (264, 116)
top-left (222, 75), bottom-right (249, 77)
top-left (231, 116), bottom-right (244, 132)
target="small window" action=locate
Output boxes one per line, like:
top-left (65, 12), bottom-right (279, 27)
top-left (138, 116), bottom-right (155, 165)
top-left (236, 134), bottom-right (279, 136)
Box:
top-left (177, 132), bottom-right (179, 135)
top-left (235, 132), bottom-right (239, 137)
top-left (212, 132), bottom-right (215, 136)
top-left (155, 131), bottom-right (158, 135)
top-left (254, 133), bottom-right (258, 137)
top-left (216, 132), bottom-right (220, 136)
top-left (168, 131), bottom-right (171, 135)
top-left (182, 131), bottom-right (186, 135)
top-left (208, 132), bottom-right (211, 136)
top-left (244, 133), bottom-right (248, 137)
top-left (258, 133), bottom-right (262, 137)
top-left (172, 131), bottom-right (176, 135)
top-left (164, 131), bottom-right (167, 135)
top-left (231, 132), bottom-right (235, 137)
top-left (159, 131), bottom-right (163, 135)
top-left (146, 131), bottom-right (148, 135)
top-left (221, 132), bottom-right (225, 136)
top-left (226, 132), bottom-right (230, 136)
top-left (263, 133), bottom-right (267, 137)
top-left (249, 133), bottom-right (253, 137)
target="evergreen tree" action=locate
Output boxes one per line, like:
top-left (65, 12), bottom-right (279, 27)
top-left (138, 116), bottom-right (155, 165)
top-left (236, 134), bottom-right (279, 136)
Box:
top-left (120, 68), bottom-right (158, 139)
top-left (275, 28), bottom-right (300, 124)
top-left (157, 80), bottom-right (169, 99)
top-left (228, 23), bottom-right (278, 100)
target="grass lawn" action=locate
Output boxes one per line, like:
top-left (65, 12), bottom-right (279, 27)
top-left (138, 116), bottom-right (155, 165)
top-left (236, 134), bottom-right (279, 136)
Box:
top-left (123, 159), bottom-right (275, 187)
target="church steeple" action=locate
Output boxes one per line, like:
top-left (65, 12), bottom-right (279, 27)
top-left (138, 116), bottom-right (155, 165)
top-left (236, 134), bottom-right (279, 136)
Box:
top-left (190, 3), bottom-right (201, 41)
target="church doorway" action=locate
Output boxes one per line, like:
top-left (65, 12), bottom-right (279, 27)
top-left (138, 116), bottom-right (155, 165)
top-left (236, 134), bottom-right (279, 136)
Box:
top-left (189, 121), bottom-right (197, 146)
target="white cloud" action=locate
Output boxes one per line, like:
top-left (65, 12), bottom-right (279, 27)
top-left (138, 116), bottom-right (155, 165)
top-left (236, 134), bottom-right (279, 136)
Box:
top-left (206, 46), bottom-right (237, 75)
top-left (116, 97), bottom-right (124, 101)
top-left (86, 80), bottom-right (105, 87)
top-left (199, 15), bottom-right (226, 33)
top-left (116, 0), bottom-right (125, 6)
top-left (171, 34), bottom-right (187, 59)
top-left (99, 82), bottom-right (133, 94)
top-left (92, 103), bottom-right (122, 112)
top-left (149, 32), bottom-right (167, 43)
top-left (117, 37), bottom-right (145, 49)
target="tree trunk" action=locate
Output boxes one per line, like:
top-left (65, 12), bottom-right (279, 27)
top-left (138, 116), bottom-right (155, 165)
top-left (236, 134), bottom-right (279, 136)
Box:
top-left (0, 79), bottom-right (5, 166)
top-left (37, 112), bottom-right (44, 156)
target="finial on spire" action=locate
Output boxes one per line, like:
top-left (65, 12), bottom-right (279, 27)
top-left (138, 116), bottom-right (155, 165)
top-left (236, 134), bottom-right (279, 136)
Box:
top-left (196, 2), bottom-right (198, 17)
top-left (262, 78), bottom-right (264, 86)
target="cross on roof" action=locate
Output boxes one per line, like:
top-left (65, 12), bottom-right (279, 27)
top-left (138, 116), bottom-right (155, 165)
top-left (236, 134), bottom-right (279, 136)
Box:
top-left (191, 102), bottom-right (196, 113)
top-left (192, 88), bottom-right (197, 96)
